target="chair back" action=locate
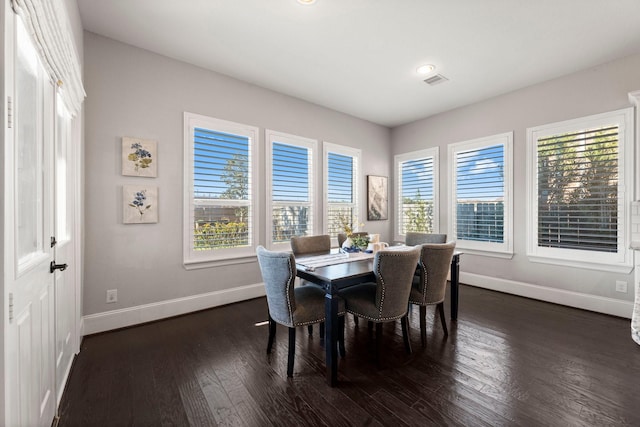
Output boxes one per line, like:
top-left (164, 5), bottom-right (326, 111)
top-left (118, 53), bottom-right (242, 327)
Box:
top-left (405, 232), bottom-right (447, 246)
top-left (290, 235), bottom-right (331, 256)
top-left (373, 246), bottom-right (421, 319)
top-left (415, 242), bottom-right (456, 304)
top-left (256, 246), bottom-right (295, 326)
top-left (338, 232), bottom-right (368, 248)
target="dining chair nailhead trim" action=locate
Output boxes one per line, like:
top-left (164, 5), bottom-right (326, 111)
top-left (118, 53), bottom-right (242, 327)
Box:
top-left (286, 256), bottom-right (295, 326)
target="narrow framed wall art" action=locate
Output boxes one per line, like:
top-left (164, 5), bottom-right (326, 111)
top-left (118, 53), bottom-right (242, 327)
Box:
top-left (367, 175), bottom-right (388, 220)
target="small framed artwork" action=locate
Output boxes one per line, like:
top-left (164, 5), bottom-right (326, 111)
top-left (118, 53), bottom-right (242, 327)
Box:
top-left (122, 136), bottom-right (157, 177)
top-left (367, 175), bottom-right (388, 220)
top-left (123, 185), bottom-right (158, 224)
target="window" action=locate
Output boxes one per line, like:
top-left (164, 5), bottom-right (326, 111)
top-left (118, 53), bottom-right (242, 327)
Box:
top-left (15, 15), bottom-right (52, 272)
top-left (266, 130), bottom-right (316, 250)
top-left (55, 95), bottom-right (72, 244)
top-left (394, 148), bottom-right (439, 241)
top-left (527, 109), bottom-right (633, 272)
top-left (183, 112), bottom-right (259, 267)
top-left (448, 132), bottom-right (513, 257)
top-left (324, 142), bottom-right (361, 241)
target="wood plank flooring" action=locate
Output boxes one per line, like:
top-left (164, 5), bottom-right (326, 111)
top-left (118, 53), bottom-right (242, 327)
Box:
top-left (57, 285), bottom-right (640, 426)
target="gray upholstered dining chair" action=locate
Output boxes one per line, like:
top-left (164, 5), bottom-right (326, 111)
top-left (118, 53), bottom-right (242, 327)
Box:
top-left (340, 246), bottom-right (421, 357)
top-left (405, 232), bottom-right (448, 282)
top-left (409, 241), bottom-right (456, 347)
top-left (291, 234), bottom-right (331, 255)
top-left (405, 232), bottom-right (447, 245)
top-left (290, 235), bottom-right (331, 336)
top-left (256, 246), bottom-right (346, 377)
top-left (337, 232), bottom-right (368, 248)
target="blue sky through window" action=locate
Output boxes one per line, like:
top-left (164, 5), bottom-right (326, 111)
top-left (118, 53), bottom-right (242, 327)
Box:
top-left (328, 152), bottom-right (353, 203)
top-left (401, 157), bottom-right (434, 200)
top-left (456, 144), bottom-right (504, 200)
top-left (272, 142), bottom-right (309, 202)
top-left (193, 127), bottom-right (249, 199)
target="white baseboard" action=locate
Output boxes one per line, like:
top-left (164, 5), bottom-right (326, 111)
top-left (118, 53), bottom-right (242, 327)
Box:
top-left (461, 272), bottom-right (633, 319)
top-left (81, 275), bottom-right (632, 335)
top-left (82, 282), bottom-right (266, 335)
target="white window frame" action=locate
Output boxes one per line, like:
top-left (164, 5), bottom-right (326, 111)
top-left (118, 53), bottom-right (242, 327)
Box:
top-left (526, 108), bottom-right (633, 273)
top-left (266, 130), bottom-right (317, 251)
top-left (448, 132), bottom-right (513, 258)
top-left (323, 142), bottom-right (361, 246)
top-left (394, 147), bottom-right (440, 242)
top-left (183, 112), bottom-right (259, 268)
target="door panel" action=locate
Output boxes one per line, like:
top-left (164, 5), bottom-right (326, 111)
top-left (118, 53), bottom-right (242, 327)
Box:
top-left (17, 305), bottom-right (33, 426)
top-left (54, 95), bottom-right (75, 403)
top-left (7, 14), bottom-right (56, 427)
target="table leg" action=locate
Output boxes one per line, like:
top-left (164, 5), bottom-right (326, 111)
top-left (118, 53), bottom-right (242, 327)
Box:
top-left (324, 291), bottom-right (339, 386)
top-left (450, 254), bottom-right (460, 320)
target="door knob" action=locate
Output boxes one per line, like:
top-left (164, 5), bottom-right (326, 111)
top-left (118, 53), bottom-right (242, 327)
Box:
top-left (50, 261), bottom-right (68, 273)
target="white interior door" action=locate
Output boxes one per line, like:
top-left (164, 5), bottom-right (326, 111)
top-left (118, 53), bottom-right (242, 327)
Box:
top-left (53, 94), bottom-right (76, 406)
top-left (5, 15), bottom-right (56, 427)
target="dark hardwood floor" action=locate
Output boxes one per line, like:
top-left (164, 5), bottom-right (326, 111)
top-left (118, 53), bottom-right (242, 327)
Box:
top-left (58, 285), bottom-right (640, 426)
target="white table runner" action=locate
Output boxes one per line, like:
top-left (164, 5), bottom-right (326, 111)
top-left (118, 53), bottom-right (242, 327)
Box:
top-left (296, 252), bottom-right (374, 269)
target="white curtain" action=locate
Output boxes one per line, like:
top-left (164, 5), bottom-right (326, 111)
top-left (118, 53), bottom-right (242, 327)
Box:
top-left (11, 0), bottom-right (85, 116)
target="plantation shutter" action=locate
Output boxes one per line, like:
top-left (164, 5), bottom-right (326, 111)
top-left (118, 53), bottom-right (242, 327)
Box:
top-left (400, 156), bottom-right (434, 234)
top-left (192, 127), bottom-right (251, 249)
top-left (327, 152), bottom-right (356, 235)
top-left (271, 142), bottom-right (312, 242)
top-left (455, 144), bottom-right (505, 242)
top-left (536, 125), bottom-right (619, 253)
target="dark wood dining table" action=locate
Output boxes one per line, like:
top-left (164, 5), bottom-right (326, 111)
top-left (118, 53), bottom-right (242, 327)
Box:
top-left (295, 250), bottom-right (461, 387)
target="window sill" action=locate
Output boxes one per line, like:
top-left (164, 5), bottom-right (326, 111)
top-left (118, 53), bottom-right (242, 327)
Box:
top-left (454, 247), bottom-right (514, 259)
top-left (527, 255), bottom-right (633, 274)
top-left (184, 254), bottom-right (257, 270)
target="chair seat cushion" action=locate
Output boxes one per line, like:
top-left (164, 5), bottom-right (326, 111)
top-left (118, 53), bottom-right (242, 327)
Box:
top-left (340, 282), bottom-right (384, 321)
top-left (292, 285), bottom-right (345, 326)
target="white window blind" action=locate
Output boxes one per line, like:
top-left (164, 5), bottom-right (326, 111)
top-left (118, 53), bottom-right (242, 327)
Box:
top-left (193, 127), bottom-right (252, 250)
top-left (184, 112), bottom-right (258, 266)
top-left (536, 125), bottom-right (619, 252)
top-left (455, 144), bottom-right (505, 243)
top-left (396, 149), bottom-right (438, 240)
top-left (448, 132), bottom-right (513, 256)
top-left (267, 130), bottom-right (315, 247)
top-left (324, 143), bottom-right (360, 237)
top-left (526, 108), bottom-right (632, 272)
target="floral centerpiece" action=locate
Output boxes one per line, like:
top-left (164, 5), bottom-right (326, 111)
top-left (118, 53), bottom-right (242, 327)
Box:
top-left (337, 212), bottom-right (369, 251)
top-left (350, 234), bottom-right (370, 251)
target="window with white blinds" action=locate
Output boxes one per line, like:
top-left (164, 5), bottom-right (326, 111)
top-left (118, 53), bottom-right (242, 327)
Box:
top-left (324, 143), bottom-right (361, 238)
top-left (448, 132), bottom-right (513, 256)
top-left (184, 112), bottom-right (258, 265)
top-left (527, 108), bottom-right (633, 272)
top-left (394, 148), bottom-right (439, 240)
top-left (267, 130), bottom-right (316, 248)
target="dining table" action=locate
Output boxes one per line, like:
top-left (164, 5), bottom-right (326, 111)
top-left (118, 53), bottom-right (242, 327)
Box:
top-left (295, 249), bottom-right (462, 387)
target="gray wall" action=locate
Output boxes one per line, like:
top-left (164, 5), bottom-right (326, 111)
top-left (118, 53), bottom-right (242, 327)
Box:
top-left (83, 32), bottom-right (391, 316)
top-left (391, 52), bottom-right (640, 303)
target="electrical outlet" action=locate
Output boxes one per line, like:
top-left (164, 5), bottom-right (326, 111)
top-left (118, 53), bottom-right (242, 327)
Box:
top-left (615, 281), bottom-right (627, 293)
top-left (106, 289), bottom-right (118, 303)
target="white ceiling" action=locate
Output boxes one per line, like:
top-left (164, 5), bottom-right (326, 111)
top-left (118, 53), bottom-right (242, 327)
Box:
top-left (77, 0), bottom-right (640, 127)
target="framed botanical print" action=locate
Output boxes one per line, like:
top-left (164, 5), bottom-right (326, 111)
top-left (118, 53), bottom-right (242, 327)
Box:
top-left (123, 185), bottom-right (158, 224)
top-left (122, 137), bottom-right (157, 177)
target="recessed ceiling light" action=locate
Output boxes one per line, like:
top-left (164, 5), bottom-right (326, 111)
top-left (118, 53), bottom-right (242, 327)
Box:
top-left (416, 64), bottom-right (436, 75)
top-left (297, 0), bottom-right (317, 4)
